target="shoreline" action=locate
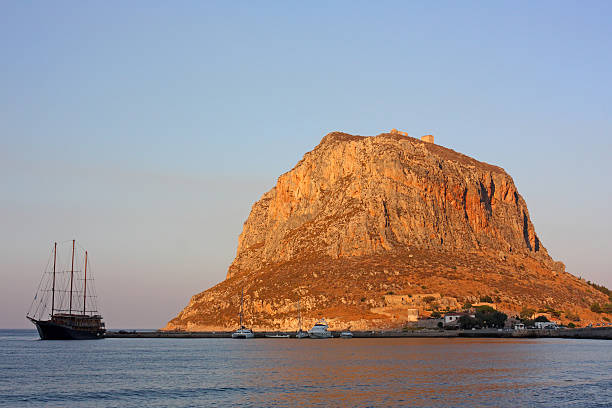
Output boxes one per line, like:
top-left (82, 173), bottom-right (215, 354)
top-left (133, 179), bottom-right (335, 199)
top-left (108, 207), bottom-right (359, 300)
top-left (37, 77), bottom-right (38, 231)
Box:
top-left (104, 326), bottom-right (612, 340)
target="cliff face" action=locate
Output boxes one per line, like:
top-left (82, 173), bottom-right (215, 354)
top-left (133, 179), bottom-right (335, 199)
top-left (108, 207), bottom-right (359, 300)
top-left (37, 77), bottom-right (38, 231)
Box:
top-left (165, 132), bottom-right (608, 331)
top-left (228, 132), bottom-right (548, 279)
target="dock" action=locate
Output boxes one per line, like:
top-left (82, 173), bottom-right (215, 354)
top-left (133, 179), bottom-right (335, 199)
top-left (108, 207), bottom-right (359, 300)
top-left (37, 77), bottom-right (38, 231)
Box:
top-left (105, 327), bottom-right (612, 340)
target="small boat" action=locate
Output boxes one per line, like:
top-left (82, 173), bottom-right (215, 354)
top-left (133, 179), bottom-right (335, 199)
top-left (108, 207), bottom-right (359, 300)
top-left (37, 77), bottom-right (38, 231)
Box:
top-left (340, 331), bottom-right (353, 338)
top-left (26, 240), bottom-right (105, 340)
top-left (232, 327), bottom-right (254, 339)
top-left (265, 333), bottom-right (290, 338)
top-left (296, 300), bottom-right (309, 338)
top-left (308, 318), bottom-right (332, 339)
top-left (232, 289), bottom-right (254, 339)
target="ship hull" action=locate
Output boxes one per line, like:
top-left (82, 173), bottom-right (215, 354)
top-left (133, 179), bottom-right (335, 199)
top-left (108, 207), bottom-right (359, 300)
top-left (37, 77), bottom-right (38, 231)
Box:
top-left (231, 334), bottom-right (254, 339)
top-left (231, 332), bottom-right (254, 339)
top-left (308, 332), bottom-right (332, 339)
top-left (31, 319), bottom-right (104, 340)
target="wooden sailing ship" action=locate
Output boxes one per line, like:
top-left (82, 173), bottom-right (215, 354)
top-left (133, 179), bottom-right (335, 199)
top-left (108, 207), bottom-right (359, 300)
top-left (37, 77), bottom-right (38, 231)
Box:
top-left (26, 240), bottom-right (105, 340)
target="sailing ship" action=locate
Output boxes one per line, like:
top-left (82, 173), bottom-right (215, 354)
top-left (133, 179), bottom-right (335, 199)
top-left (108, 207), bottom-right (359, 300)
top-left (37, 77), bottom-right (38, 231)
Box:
top-left (26, 240), bottom-right (105, 340)
top-left (232, 289), bottom-right (254, 339)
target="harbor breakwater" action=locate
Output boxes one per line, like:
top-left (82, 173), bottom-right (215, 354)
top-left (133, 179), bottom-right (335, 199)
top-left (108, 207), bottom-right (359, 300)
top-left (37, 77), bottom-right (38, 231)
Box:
top-left (105, 327), bottom-right (612, 340)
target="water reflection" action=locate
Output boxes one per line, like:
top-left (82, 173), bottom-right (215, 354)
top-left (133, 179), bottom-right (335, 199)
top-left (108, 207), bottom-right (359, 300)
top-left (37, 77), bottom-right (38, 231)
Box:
top-left (1, 332), bottom-right (611, 407)
top-left (227, 338), bottom-right (612, 407)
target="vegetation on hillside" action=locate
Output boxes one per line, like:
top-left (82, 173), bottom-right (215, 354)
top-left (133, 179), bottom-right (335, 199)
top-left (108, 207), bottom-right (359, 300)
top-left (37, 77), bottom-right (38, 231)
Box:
top-left (520, 308), bottom-right (536, 319)
top-left (590, 302), bottom-right (612, 314)
top-left (587, 281), bottom-right (612, 301)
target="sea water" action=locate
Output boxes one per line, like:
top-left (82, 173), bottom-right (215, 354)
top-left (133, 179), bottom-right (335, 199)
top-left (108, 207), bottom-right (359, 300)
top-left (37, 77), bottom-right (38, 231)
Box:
top-left (0, 329), bottom-right (611, 407)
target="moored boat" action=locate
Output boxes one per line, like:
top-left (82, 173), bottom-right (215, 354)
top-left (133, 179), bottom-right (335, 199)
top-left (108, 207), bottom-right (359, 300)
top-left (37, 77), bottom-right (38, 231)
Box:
top-left (26, 240), bottom-right (105, 340)
top-left (340, 330), bottom-right (353, 338)
top-left (232, 327), bottom-right (254, 339)
top-left (308, 318), bottom-right (332, 339)
top-left (232, 289), bottom-right (254, 339)
top-left (296, 299), bottom-right (309, 338)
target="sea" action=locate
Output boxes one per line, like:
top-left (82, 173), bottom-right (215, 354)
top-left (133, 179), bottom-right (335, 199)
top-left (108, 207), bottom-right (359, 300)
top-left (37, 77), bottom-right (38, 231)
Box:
top-left (0, 329), bottom-right (611, 407)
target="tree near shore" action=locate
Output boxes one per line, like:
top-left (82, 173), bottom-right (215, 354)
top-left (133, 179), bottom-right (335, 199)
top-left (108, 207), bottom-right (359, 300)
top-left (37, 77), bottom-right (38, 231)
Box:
top-left (457, 307), bottom-right (508, 329)
top-left (458, 315), bottom-right (478, 330)
top-left (475, 306), bottom-right (508, 328)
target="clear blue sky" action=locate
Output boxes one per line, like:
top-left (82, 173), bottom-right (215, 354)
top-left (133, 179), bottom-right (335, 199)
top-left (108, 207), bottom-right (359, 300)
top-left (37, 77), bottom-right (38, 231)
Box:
top-left (1, 1), bottom-right (611, 328)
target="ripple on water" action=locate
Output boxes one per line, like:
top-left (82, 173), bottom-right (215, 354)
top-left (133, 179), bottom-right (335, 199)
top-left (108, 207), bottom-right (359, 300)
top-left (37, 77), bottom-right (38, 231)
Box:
top-left (0, 333), bottom-right (611, 407)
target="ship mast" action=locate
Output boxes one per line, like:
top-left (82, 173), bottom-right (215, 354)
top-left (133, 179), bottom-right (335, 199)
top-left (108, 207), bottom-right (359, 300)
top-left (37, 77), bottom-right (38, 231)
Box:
top-left (240, 289), bottom-right (244, 328)
top-left (51, 242), bottom-right (57, 317)
top-left (69, 239), bottom-right (75, 315)
top-left (83, 251), bottom-right (87, 316)
top-left (298, 300), bottom-right (302, 332)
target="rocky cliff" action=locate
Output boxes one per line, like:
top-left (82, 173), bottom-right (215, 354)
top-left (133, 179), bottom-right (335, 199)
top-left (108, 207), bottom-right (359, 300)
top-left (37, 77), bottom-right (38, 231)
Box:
top-left (165, 131), bottom-right (609, 331)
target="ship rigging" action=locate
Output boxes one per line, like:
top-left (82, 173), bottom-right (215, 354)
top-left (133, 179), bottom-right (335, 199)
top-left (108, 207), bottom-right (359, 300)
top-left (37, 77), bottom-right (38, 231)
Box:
top-left (26, 240), bottom-right (105, 340)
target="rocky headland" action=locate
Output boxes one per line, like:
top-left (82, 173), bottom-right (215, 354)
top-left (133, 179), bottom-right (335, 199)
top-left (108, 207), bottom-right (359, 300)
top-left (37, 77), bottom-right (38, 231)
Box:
top-left (165, 131), bottom-right (610, 331)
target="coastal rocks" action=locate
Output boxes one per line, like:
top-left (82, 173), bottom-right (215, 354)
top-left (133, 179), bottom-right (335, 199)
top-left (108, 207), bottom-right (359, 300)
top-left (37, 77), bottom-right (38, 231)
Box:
top-left (165, 131), bottom-right (610, 331)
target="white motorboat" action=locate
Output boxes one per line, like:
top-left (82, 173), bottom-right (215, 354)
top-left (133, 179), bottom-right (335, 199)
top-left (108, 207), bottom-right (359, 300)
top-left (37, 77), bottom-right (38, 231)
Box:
top-left (340, 331), bottom-right (353, 338)
top-left (308, 318), bottom-right (332, 338)
top-left (232, 289), bottom-right (254, 339)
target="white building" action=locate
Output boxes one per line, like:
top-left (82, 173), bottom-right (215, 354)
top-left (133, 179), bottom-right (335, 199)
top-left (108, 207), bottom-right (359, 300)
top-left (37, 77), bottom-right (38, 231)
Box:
top-left (444, 312), bottom-right (475, 327)
top-left (535, 321), bottom-right (558, 330)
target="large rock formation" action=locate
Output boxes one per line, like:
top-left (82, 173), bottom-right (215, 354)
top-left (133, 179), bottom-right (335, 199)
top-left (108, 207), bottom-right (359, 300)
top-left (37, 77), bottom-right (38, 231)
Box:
top-left (165, 131), bottom-right (609, 331)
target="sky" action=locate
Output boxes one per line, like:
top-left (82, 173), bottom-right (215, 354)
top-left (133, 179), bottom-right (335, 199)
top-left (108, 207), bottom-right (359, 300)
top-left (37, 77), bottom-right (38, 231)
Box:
top-left (1, 1), bottom-right (611, 328)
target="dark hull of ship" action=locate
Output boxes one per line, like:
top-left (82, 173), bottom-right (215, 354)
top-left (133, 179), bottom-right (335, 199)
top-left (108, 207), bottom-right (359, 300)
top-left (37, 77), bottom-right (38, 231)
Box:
top-left (31, 319), bottom-right (105, 340)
